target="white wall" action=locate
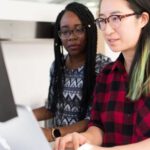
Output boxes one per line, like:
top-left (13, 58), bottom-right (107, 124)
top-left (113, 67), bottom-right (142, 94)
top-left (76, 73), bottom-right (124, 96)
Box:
top-left (0, 0), bottom-right (65, 22)
top-left (1, 40), bottom-right (54, 108)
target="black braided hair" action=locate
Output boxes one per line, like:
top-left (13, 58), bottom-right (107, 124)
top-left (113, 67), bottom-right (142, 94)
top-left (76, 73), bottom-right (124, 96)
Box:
top-left (51, 2), bottom-right (97, 120)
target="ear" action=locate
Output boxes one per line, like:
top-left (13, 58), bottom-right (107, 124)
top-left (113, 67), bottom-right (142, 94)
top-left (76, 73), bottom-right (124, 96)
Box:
top-left (139, 12), bottom-right (149, 28)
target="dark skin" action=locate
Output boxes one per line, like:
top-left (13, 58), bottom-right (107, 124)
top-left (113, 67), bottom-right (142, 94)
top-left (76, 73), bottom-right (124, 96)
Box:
top-left (33, 11), bottom-right (89, 142)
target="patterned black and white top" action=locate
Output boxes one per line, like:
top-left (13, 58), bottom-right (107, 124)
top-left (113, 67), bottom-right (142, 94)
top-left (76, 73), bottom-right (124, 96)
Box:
top-left (46, 53), bottom-right (111, 127)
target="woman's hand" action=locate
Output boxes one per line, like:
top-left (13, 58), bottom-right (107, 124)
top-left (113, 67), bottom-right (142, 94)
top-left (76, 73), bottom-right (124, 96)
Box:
top-left (53, 132), bottom-right (88, 150)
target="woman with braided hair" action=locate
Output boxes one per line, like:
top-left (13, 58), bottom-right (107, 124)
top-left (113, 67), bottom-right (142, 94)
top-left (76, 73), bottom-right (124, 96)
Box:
top-left (33, 2), bottom-right (111, 142)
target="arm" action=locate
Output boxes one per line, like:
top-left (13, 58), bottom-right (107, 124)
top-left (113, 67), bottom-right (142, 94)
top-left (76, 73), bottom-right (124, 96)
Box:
top-left (90, 138), bottom-right (150, 150)
top-left (112, 139), bottom-right (150, 150)
top-left (59, 119), bottom-right (89, 137)
top-left (42, 119), bottom-right (89, 142)
top-left (74, 139), bottom-right (150, 150)
top-left (82, 126), bottom-right (103, 146)
top-left (33, 107), bottom-right (55, 142)
top-left (33, 106), bottom-right (53, 121)
top-left (54, 132), bottom-right (150, 150)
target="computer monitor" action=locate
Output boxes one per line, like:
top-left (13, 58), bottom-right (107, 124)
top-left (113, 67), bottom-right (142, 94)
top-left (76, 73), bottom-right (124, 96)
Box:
top-left (0, 105), bottom-right (51, 150)
top-left (0, 42), bottom-right (17, 122)
top-left (0, 42), bottom-right (51, 150)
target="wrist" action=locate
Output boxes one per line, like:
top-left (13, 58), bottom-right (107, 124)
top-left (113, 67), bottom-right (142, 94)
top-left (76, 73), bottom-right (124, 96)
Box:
top-left (51, 128), bottom-right (61, 140)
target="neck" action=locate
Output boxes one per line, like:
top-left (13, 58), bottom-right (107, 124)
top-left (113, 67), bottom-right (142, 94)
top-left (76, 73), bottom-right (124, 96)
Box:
top-left (122, 50), bottom-right (135, 73)
top-left (124, 60), bottom-right (132, 74)
top-left (66, 54), bottom-right (86, 69)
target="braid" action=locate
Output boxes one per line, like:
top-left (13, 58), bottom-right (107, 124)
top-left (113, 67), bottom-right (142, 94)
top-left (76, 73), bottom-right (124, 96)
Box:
top-left (51, 10), bottom-right (65, 112)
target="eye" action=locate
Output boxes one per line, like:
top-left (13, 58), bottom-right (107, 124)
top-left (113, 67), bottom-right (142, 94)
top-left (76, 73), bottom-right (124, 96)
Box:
top-left (75, 25), bottom-right (85, 31)
top-left (110, 15), bottom-right (120, 22)
top-left (95, 18), bottom-right (106, 29)
top-left (96, 18), bottom-right (106, 25)
top-left (61, 30), bottom-right (70, 35)
top-left (76, 27), bottom-right (85, 33)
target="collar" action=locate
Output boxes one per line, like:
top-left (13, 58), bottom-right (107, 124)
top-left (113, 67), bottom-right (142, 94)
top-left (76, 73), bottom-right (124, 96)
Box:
top-left (111, 53), bottom-right (126, 73)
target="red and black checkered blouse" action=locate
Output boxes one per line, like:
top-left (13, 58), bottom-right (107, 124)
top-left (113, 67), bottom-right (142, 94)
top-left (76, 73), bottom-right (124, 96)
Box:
top-left (89, 54), bottom-right (150, 147)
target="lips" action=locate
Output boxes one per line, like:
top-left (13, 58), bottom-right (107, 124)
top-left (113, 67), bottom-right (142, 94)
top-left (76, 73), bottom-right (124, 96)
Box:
top-left (68, 44), bottom-right (80, 50)
top-left (107, 38), bottom-right (119, 45)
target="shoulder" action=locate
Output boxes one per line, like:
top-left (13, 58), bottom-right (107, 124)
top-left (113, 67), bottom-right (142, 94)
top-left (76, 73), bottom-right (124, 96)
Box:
top-left (96, 61), bottom-right (115, 80)
top-left (101, 61), bottom-right (115, 74)
top-left (50, 54), bottom-right (67, 74)
top-left (50, 61), bottom-right (55, 71)
top-left (96, 53), bottom-right (112, 63)
top-left (95, 53), bottom-right (112, 74)
top-left (49, 61), bottom-right (56, 77)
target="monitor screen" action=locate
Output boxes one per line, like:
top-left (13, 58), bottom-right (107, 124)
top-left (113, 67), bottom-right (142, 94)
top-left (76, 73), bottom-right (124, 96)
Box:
top-left (0, 43), bottom-right (17, 122)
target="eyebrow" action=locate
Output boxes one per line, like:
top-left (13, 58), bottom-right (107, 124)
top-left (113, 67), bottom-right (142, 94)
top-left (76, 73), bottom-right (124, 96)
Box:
top-left (99, 11), bottom-right (122, 17)
top-left (60, 24), bottom-right (83, 29)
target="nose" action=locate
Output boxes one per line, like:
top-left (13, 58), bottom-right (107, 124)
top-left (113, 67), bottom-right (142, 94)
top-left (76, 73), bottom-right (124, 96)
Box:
top-left (68, 31), bottom-right (78, 40)
top-left (103, 22), bottom-right (115, 35)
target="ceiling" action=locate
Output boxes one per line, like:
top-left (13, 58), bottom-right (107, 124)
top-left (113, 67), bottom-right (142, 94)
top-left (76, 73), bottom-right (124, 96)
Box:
top-left (14, 0), bottom-right (99, 9)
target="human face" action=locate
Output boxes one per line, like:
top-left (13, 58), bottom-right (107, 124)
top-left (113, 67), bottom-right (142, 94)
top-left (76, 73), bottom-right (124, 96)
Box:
top-left (59, 11), bottom-right (86, 57)
top-left (99, 0), bottom-right (143, 54)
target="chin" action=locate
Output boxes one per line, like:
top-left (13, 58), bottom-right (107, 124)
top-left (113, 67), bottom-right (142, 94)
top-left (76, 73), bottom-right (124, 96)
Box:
top-left (69, 52), bottom-right (80, 57)
top-left (109, 46), bottom-right (122, 53)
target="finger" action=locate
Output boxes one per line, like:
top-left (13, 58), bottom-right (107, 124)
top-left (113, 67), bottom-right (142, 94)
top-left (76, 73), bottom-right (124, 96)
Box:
top-left (65, 141), bottom-right (74, 149)
top-left (72, 133), bottom-right (80, 150)
top-left (54, 134), bottom-right (73, 150)
top-left (59, 135), bottom-right (73, 150)
top-left (53, 137), bottom-right (60, 150)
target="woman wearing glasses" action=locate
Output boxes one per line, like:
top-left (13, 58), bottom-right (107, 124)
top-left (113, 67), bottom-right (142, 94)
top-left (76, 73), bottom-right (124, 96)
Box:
top-left (33, 2), bottom-right (111, 142)
top-left (54, 0), bottom-right (150, 149)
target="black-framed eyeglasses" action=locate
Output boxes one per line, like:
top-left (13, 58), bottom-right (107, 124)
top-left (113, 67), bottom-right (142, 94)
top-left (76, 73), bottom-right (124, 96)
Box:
top-left (58, 25), bottom-right (86, 39)
top-left (95, 13), bottom-right (138, 31)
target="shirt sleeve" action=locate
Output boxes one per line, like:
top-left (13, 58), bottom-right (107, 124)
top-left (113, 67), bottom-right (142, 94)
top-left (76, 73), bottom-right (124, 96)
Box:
top-left (135, 95), bottom-right (150, 140)
top-left (45, 62), bottom-right (55, 112)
